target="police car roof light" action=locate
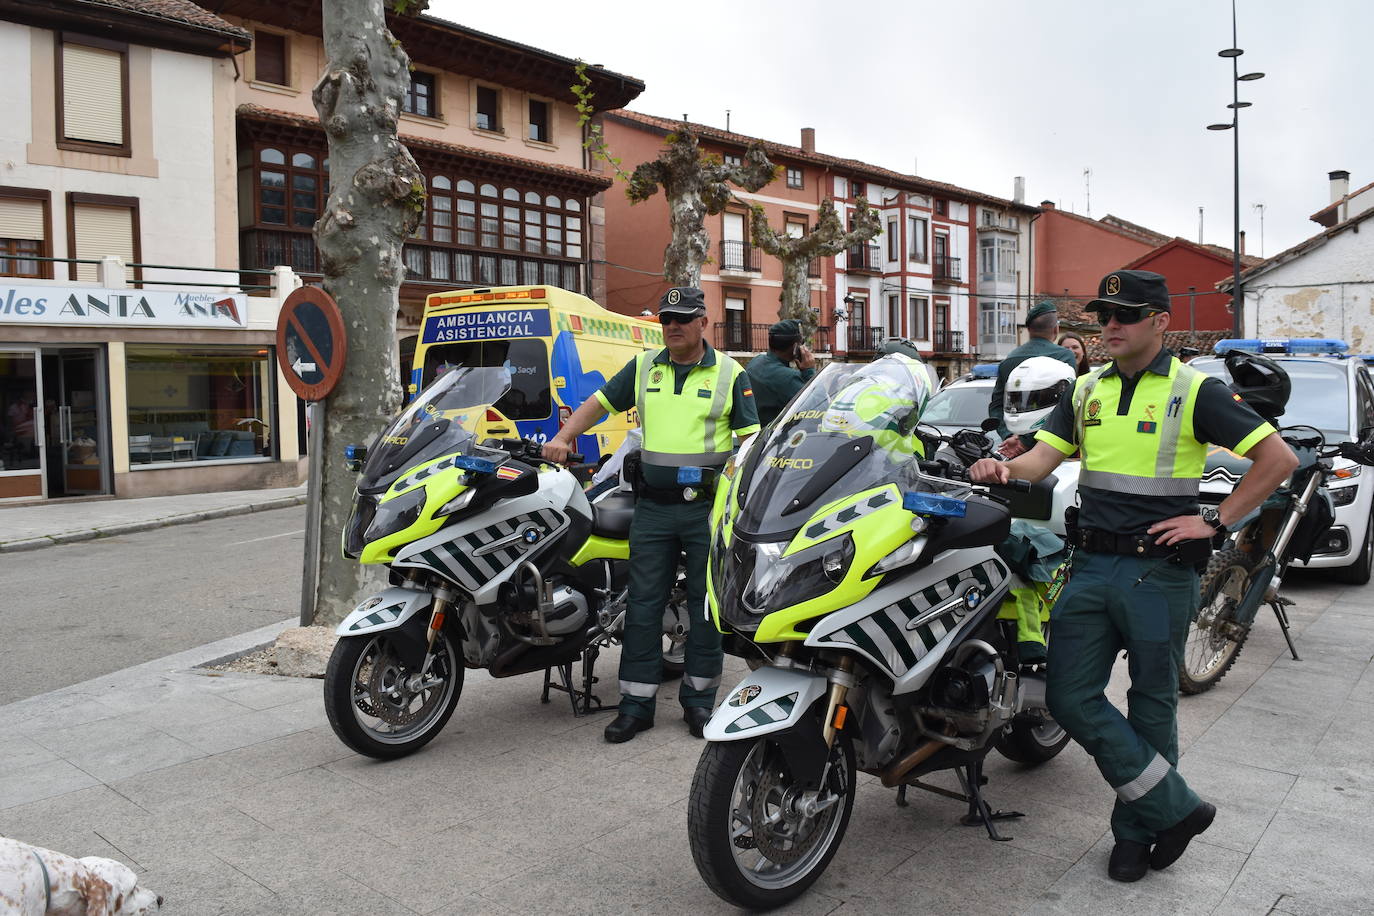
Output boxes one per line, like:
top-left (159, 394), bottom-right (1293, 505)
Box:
top-left (970, 363), bottom-right (999, 378)
top-left (1213, 337), bottom-right (1350, 355)
top-left (903, 492), bottom-right (968, 518)
top-left (452, 455), bottom-right (503, 474)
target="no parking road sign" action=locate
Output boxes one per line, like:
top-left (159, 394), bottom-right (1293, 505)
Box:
top-left (276, 286), bottom-right (347, 400)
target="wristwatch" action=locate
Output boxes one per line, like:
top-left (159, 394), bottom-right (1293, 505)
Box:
top-left (1200, 506), bottom-right (1228, 534)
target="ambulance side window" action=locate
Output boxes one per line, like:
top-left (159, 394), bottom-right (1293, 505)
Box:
top-left (422, 340), bottom-right (551, 420)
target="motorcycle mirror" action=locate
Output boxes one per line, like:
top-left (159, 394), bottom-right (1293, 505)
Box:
top-left (981, 418), bottom-right (1000, 432)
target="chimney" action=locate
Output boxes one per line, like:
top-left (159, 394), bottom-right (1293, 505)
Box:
top-left (1013, 176), bottom-right (1025, 204)
top-left (1330, 169), bottom-right (1351, 204)
top-left (1239, 230), bottom-right (1246, 255)
top-left (800, 128), bottom-right (815, 153)
top-left (1040, 199), bottom-right (1056, 210)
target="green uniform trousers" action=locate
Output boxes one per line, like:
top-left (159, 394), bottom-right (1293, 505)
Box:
top-left (617, 497), bottom-right (722, 720)
top-left (1045, 552), bottom-right (1201, 845)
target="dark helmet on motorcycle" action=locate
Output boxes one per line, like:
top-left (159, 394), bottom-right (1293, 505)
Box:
top-left (1223, 349), bottom-right (1290, 421)
top-left (876, 337), bottom-right (922, 360)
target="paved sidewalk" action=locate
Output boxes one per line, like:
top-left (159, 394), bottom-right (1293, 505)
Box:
top-left (0, 485), bottom-right (308, 553)
top-left (2, 575), bottom-right (1371, 915)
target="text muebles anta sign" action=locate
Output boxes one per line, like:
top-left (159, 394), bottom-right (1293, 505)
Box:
top-left (0, 285), bottom-right (248, 329)
top-left (421, 308), bottom-right (552, 344)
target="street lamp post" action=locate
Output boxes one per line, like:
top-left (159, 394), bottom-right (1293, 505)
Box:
top-left (1207, 0), bottom-right (1264, 337)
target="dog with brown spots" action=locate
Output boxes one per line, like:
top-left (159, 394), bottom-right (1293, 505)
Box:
top-left (0, 836), bottom-right (162, 915)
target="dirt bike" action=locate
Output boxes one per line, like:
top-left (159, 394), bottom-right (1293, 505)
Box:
top-left (686, 355), bottom-right (1070, 910)
top-left (323, 366), bottom-right (686, 759)
top-left (1181, 426), bottom-right (1374, 694)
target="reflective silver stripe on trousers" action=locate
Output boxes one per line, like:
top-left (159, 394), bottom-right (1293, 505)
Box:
top-left (640, 449), bottom-right (730, 466)
top-left (1155, 362), bottom-right (1200, 478)
top-left (1079, 469), bottom-right (1200, 497)
top-left (619, 679), bottom-right (659, 698)
top-left (1114, 752), bottom-right (1172, 802)
top-left (702, 360), bottom-right (732, 455)
top-left (683, 674), bottom-right (721, 691)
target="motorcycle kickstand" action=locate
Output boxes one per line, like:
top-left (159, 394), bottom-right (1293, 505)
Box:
top-left (1270, 597), bottom-right (1301, 661)
top-left (955, 761), bottom-right (1023, 842)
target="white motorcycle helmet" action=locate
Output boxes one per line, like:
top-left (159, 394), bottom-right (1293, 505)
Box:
top-left (1004, 356), bottom-right (1076, 435)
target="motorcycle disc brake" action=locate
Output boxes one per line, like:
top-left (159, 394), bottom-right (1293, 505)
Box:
top-left (749, 761), bottom-right (828, 865)
top-left (365, 649), bottom-right (436, 727)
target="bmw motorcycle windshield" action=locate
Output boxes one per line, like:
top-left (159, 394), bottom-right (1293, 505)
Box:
top-left (734, 356), bottom-right (960, 541)
top-left (356, 366), bottom-right (513, 494)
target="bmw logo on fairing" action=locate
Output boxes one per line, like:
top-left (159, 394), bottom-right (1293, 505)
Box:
top-left (729, 685), bottom-right (762, 707)
top-left (963, 586), bottom-right (983, 610)
top-left (520, 523), bottom-right (542, 544)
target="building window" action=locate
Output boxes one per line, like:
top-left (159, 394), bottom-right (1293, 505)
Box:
top-left (934, 198), bottom-right (948, 216)
top-left (723, 153), bottom-right (742, 167)
top-left (785, 219), bottom-right (806, 239)
top-left (724, 294), bottom-right (748, 351)
top-left (979, 300), bottom-right (1017, 348)
top-left (909, 216), bottom-right (927, 262)
top-left (404, 71), bottom-right (436, 118)
top-left (887, 294), bottom-right (902, 336)
top-left (982, 209), bottom-right (998, 226)
top-left (68, 192), bottom-right (139, 283)
top-left (886, 218), bottom-right (898, 261)
top-left (911, 296), bottom-right (928, 339)
top-left (125, 346), bottom-right (275, 464)
top-left (0, 188), bottom-right (52, 279)
top-left (978, 236), bottom-right (1018, 281)
top-left (475, 86), bottom-right (501, 132)
top-left (786, 168), bottom-right (803, 189)
top-left (255, 147), bottom-right (327, 230)
top-left (528, 99), bottom-right (550, 143)
top-left (57, 35), bottom-right (130, 156)
top-left (851, 180), bottom-right (865, 200)
top-left (253, 31), bottom-right (288, 86)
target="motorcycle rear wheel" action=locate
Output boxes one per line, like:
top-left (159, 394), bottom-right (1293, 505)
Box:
top-left (688, 731), bottom-right (855, 910)
top-left (997, 711), bottom-right (1070, 764)
top-left (324, 630), bottom-right (464, 759)
top-left (1180, 547), bottom-right (1252, 695)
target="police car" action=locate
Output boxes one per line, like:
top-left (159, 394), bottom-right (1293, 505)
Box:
top-left (1194, 338), bottom-right (1374, 584)
top-left (920, 364), bottom-right (1000, 439)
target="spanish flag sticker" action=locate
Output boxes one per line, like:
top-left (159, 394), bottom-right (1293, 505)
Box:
top-left (742, 388), bottom-right (754, 397)
top-left (496, 466), bottom-right (522, 480)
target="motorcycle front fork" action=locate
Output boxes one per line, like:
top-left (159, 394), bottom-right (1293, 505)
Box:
top-left (1232, 471), bottom-right (1322, 630)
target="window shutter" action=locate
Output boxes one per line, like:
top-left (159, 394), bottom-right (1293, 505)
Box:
top-left (0, 199), bottom-right (45, 241)
top-left (63, 43), bottom-right (124, 145)
top-left (72, 204), bottom-right (135, 282)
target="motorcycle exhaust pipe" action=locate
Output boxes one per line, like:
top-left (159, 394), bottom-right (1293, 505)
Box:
top-left (879, 739), bottom-right (945, 787)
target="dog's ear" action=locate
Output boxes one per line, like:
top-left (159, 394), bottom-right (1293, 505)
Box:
top-left (77, 858), bottom-right (141, 916)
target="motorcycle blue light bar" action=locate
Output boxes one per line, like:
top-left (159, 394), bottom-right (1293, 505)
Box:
top-left (344, 444), bottom-right (366, 461)
top-left (970, 363), bottom-right (999, 378)
top-left (677, 466), bottom-right (704, 486)
top-left (452, 455), bottom-right (502, 474)
top-left (1214, 337), bottom-right (1350, 355)
top-left (903, 492), bottom-right (967, 518)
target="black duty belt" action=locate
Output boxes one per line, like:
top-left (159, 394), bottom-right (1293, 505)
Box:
top-left (1073, 527), bottom-right (1210, 564)
top-left (637, 482), bottom-right (715, 505)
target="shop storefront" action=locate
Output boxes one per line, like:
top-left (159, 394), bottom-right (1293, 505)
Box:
top-left (0, 278), bottom-right (302, 500)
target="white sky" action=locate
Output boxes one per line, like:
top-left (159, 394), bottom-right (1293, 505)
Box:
top-left (438, 0), bottom-right (1371, 259)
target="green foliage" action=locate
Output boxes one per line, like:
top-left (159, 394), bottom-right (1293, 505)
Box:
top-left (404, 179), bottom-right (427, 214)
top-left (572, 60), bottom-right (627, 179)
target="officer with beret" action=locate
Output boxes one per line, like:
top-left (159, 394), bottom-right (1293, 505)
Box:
top-left (971, 270), bottom-right (1297, 882)
top-left (744, 318), bottom-right (817, 426)
top-left (990, 301), bottom-right (1078, 457)
top-left (544, 287), bottom-right (760, 742)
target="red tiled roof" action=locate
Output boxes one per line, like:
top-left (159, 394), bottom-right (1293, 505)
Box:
top-left (1222, 203), bottom-right (1374, 290)
top-left (70, 0), bottom-right (250, 39)
top-left (608, 109), bottom-right (1037, 213)
top-left (237, 104), bottom-right (613, 190)
top-left (1123, 237), bottom-right (1263, 271)
top-left (1098, 214), bottom-right (1172, 246)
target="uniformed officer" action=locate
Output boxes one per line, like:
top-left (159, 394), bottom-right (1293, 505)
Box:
top-left (991, 301), bottom-right (1077, 457)
top-left (970, 270), bottom-right (1297, 882)
top-left (745, 319), bottom-right (816, 426)
top-left (544, 286), bottom-right (760, 743)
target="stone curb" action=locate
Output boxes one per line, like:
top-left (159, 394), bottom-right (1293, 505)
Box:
top-left (0, 494), bottom-right (307, 554)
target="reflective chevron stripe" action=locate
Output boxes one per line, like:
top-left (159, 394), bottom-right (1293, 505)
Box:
top-left (348, 604), bottom-right (405, 631)
top-left (804, 491), bottom-right (896, 540)
top-left (405, 508), bottom-right (567, 588)
top-left (724, 693), bottom-right (798, 734)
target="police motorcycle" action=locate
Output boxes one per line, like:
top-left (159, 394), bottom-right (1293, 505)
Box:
top-left (686, 354), bottom-right (1070, 910)
top-left (1181, 349), bottom-right (1374, 694)
top-left (324, 366), bottom-right (685, 759)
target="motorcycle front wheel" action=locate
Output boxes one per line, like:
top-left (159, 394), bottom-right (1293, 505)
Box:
top-left (323, 629), bottom-right (464, 759)
top-left (1180, 546), bottom-right (1252, 695)
top-left (688, 730), bottom-right (855, 910)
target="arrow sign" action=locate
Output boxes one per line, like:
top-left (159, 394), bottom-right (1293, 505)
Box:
top-left (276, 287), bottom-right (347, 401)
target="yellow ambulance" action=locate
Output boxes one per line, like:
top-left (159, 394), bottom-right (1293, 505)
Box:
top-left (410, 285), bottom-right (663, 464)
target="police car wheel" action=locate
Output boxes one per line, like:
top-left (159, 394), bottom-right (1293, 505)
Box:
top-left (1334, 509), bottom-right (1374, 585)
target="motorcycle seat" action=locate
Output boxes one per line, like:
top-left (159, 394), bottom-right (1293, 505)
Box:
top-left (591, 491), bottom-right (636, 539)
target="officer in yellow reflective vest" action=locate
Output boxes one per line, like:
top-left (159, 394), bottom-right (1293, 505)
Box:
top-left (545, 287), bottom-right (760, 743)
top-left (970, 270), bottom-right (1297, 883)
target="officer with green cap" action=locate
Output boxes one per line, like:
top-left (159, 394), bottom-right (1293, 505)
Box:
top-left (989, 301), bottom-right (1077, 457)
top-left (745, 318), bottom-right (816, 425)
top-left (970, 269), bottom-right (1298, 883)
top-left (544, 286), bottom-right (760, 743)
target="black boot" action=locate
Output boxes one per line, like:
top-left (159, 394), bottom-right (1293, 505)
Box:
top-left (1150, 801), bottom-right (1216, 871)
top-left (604, 713), bottom-right (653, 744)
top-left (683, 706), bottom-right (710, 738)
top-left (1108, 840), bottom-right (1151, 882)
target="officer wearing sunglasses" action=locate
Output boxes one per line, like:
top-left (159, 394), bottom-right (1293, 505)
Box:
top-left (970, 269), bottom-right (1297, 883)
top-left (544, 287), bottom-right (759, 743)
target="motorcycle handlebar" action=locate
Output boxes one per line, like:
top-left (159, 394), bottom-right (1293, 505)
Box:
top-left (990, 478), bottom-right (1033, 493)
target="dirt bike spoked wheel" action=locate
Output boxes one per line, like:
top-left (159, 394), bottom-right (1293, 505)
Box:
top-left (688, 732), bottom-right (856, 909)
top-left (1180, 546), bottom-right (1252, 695)
top-left (324, 630), bottom-right (464, 758)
